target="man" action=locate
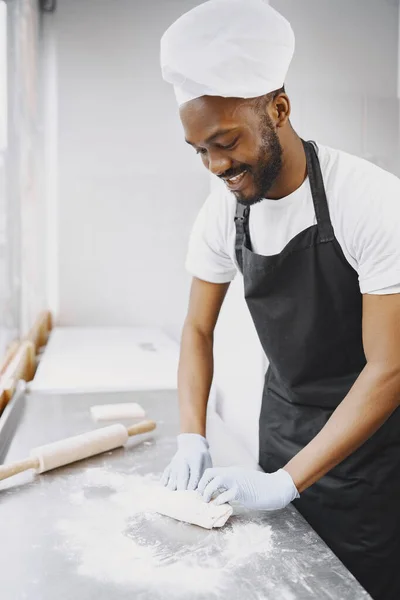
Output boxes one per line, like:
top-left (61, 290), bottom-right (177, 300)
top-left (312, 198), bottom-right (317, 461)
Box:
top-left (159, 2), bottom-right (400, 598)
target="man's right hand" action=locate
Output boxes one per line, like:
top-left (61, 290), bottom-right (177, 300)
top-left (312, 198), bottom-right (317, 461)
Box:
top-left (161, 433), bottom-right (213, 491)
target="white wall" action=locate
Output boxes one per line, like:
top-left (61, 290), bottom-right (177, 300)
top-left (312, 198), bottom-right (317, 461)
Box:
top-left (273, 0), bottom-right (399, 173)
top-left (56, 0), bottom-right (209, 339)
top-left (0, 1), bottom-right (7, 153)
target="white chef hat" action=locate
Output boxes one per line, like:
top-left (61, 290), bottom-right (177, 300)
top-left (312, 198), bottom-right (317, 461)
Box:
top-left (160, 0), bottom-right (295, 107)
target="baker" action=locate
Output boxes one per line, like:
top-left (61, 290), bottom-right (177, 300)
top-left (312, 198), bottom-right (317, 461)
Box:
top-left (159, 2), bottom-right (400, 598)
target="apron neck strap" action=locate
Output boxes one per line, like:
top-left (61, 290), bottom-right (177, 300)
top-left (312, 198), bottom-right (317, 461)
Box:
top-left (302, 140), bottom-right (335, 243)
top-left (234, 203), bottom-right (251, 273)
top-left (234, 140), bottom-right (334, 272)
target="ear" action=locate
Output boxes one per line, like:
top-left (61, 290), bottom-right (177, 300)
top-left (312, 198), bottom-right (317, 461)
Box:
top-left (272, 93), bottom-right (291, 128)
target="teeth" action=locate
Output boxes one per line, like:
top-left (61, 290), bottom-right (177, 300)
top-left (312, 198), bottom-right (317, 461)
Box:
top-left (227, 171), bottom-right (245, 184)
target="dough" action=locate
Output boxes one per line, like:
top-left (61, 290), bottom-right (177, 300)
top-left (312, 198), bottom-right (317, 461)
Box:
top-left (90, 403), bottom-right (146, 422)
top-left (151, 487), bottom-right (233, 529)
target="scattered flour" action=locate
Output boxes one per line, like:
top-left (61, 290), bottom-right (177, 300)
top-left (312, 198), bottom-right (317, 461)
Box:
top-left (56, 467), bottom-right (275, 597)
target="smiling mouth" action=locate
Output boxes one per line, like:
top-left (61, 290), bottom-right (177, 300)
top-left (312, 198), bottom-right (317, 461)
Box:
top-left (223, 170), bottom-right (248, 190)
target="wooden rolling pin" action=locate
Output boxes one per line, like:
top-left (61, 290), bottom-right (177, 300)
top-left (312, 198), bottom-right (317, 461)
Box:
top-left (0, 420), bottom-right (156, 482)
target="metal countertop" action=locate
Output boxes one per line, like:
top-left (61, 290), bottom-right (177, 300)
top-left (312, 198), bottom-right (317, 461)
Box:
top-left (0, 389), bottom-right (370, 600)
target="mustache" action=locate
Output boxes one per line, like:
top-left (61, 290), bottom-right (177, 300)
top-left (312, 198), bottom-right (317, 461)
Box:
top-left (219, 166), bottom-right (250, 180)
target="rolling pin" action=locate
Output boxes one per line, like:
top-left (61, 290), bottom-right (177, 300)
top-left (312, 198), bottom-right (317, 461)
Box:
top-left (0, 420), bottom-right (156, 482)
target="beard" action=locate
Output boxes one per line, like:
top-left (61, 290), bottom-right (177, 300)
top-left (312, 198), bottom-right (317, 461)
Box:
top-left (235, 117), bottom-right (283, 206)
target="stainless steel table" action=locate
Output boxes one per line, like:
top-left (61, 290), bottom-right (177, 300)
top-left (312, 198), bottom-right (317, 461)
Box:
top-left (0, 389), bottom-right (370, 600)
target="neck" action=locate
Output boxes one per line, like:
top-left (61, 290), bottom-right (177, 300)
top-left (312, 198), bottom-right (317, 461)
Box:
top-left (266, 129), bottom-right (307, 200)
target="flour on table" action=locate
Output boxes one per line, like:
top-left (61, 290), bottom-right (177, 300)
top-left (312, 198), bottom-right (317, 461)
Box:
top-left (56, 467), bottom-right (275, 597)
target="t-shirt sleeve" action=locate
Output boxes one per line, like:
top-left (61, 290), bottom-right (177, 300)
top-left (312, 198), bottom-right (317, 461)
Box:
top-left (350, 169), bottom-right (400, 294)
top-left (185, 189), bottom-right (237, 284)
top-left (367, 284), bottom-right (400, 295)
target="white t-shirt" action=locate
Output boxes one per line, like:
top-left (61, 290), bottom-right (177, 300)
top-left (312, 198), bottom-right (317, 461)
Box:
top-left (186, 144), bottom-right (400, 295)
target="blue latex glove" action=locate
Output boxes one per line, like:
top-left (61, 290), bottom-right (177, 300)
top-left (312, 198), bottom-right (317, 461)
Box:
top-left (197, 467), bottom-right (300, 509)
top-left (161, 433), bottom-right (212, 491)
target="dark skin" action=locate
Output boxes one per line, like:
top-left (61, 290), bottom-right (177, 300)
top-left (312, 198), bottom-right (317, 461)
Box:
top-left (181, 93), bottom-right (306, 202)
top-left (177, 93), bottom-right (400, 494)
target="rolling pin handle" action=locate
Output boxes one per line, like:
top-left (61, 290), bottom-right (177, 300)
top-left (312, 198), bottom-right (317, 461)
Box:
top-left (0, 457), bottom-right (40, 482)
top-left (127, 419), bottom-right (156, 437)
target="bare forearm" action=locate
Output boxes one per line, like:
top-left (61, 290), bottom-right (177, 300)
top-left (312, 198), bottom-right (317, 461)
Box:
top-left (178, 322), bottom-right (214, 436)
top-left (285, 363), bottom-right (400, 493)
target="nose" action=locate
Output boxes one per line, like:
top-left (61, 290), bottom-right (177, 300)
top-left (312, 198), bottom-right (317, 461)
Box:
top-left (206, 149), bottom-right (231, 177)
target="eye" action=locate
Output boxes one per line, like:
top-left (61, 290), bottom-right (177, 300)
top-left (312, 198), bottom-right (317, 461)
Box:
top-left (219, 138), bottom-right (239, 151)
top-left (196, 148), bottom-right (207, 155)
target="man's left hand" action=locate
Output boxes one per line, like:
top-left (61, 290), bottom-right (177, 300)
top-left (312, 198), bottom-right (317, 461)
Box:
top-left (197, 467), bottom-right (300, 510)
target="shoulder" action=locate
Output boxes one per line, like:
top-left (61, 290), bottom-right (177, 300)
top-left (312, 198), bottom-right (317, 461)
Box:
top-left (315, 144), bottom-right (400, 293)
top-left (185, 180), bottom-right (238, 283)
top-left (192, 179), bottom-right (237, 244)
top-left (317, 143), bottom-right (400, 199)
top-left (205, 179), bottom-right (237, 221)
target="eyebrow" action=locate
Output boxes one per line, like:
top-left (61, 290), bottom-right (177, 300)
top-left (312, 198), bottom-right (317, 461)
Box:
top-left (185, 128), bottom-right (239, 147)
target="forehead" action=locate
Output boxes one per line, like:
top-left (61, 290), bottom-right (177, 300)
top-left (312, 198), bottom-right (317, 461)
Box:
top-left (180, 96), bottom-right (257, 142)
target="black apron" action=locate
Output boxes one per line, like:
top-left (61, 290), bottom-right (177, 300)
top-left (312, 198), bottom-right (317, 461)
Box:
top-left (234, 140), bottom-right (400, 600)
